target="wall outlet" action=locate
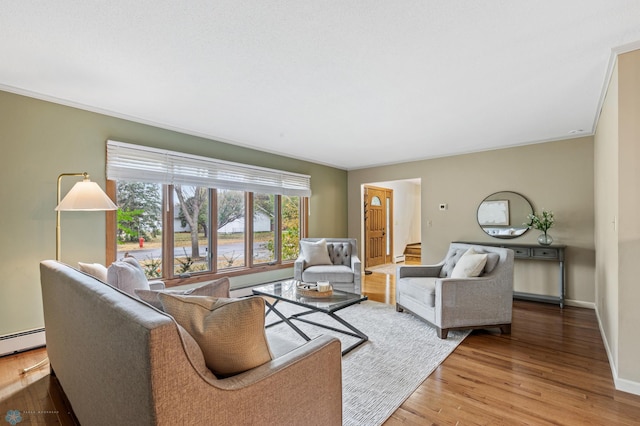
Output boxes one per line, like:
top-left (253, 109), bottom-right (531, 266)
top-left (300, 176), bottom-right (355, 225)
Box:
top-left (439, 203), bottom-right (448, 211)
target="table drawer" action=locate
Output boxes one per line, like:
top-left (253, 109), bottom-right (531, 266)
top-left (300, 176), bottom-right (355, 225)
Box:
top-left (532, 248), bottom-right (559, 259)
top-left (511, 247), bottom-right (531, 258)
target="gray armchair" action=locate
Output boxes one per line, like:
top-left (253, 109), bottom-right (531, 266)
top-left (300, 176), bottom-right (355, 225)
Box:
top-left (294, 238), bottom-right (362, 294)
top-left (396, 243), bottom-right (514, 339)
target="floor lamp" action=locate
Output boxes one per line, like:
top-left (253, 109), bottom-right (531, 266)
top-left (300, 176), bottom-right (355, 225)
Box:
top-left (54, 172), bottom-right (118, 261)
top-left (21, 172), bottom-right (117, 374)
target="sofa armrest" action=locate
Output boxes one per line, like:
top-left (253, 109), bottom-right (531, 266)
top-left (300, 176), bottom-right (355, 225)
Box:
top-left (210, 334), bottom-right (343, 424)
top-left (397, 264), bottom-right (442, 279)
top-left (216, 334), bottom-right (341, 390)
top-left (350, 254), bottom-right (361, 272)
top-left (293, 255), bottom-right (305, 281)
top-left (351, 255), bottom-right (361, 287)
top-left (150, 322), bottom-right (342, 425)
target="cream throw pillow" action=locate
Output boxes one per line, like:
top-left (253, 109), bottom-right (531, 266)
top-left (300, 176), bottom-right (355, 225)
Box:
top-left (300, 239), bottom-right (332, 266)
top-left (451, 248), bottom-right (488, 278)
top-left (159, 294), bottom-right (273, 377)
top-left (107, 257), bottom-right (150, 296)
top-left (78, 262), bottom-right (108, 282)
top-left (135, 277), bottom-right (230, 311)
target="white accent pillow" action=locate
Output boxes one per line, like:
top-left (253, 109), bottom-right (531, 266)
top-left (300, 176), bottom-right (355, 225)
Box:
top-left (78, 262), bottom-right (108, 282)
top-left (451, 248), bottom-right (488, 278)
top-left (107, 257), bottom-right (150, 296)
top-left (300, 239), bottom-right (332, 266)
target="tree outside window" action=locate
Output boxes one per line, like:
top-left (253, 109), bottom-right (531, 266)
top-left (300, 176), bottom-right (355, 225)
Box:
top-left (114, 181), bottom-right (305, 282)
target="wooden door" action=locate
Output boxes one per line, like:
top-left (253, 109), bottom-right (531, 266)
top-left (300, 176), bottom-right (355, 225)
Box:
top-left (364, 186), bottom-right (393, 268)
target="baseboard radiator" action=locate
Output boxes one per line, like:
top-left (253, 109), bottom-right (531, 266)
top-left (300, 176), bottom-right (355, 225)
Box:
top-left (0, 328), bottom-right (46, 357)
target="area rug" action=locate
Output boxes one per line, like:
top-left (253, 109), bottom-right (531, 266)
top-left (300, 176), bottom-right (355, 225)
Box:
top-left (366, 263), bottom-right (400, 275)
top-left (264, 300), bottom-right (469, 426)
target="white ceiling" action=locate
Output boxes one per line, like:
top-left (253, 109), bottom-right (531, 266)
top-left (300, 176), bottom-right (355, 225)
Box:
top-left (2, 1), bottom-right (640, 170)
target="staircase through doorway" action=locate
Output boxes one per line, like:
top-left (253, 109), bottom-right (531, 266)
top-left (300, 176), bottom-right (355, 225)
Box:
top-left (404, 243), bottom-right (421, 263)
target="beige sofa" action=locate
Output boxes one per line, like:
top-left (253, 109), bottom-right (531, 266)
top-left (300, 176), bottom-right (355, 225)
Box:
top-left (40, 260), bottom-right (342, 425)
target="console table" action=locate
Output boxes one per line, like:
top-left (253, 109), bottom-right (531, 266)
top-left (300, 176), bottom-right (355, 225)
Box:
top-left (456, 242), bottom-right (566, 308)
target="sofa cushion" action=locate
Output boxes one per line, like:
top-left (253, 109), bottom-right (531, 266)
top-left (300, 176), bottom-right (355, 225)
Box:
top-left (398, 277), bottom-right (437, 307)
top-left (135, 277), bottom-right (230, 311)
top-left (159, 294), bottom-right (273, 378)
top-left (302, 264), bottom-right (354, 283)
top-left (484, 252), bottom-right (500, 274)
top-left (107, 257), bottom-right (150, 296)
top-left (78, 262), bottom-right (108, 282)
top-left (327, 242), bottom-right (351, 266)
top-left (300, 239), bottom-right (332, 266)
top-left (439, 247), bottom-right (467, 278)
top-left (451, 248), bottom-right (488, 278)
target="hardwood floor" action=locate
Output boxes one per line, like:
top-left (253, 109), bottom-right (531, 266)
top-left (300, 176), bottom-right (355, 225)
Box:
top-left (2, 266), bottom-right (639, 425)
top-left (363, 267), bottom-right (640, 425)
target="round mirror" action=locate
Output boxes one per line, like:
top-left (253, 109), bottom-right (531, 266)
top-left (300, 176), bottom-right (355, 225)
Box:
top-left (477, 191), bottom-right (533, 239)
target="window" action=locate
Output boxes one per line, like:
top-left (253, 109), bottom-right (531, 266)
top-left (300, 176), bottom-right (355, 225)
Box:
top-left (281, 195), bottom-right (301, 261)
top-left (253, 193), bottom-right (276, 265)
top-left (107, 141), bottom-right (310, 284)
top-left (173, 185), bottom-right (210, 275)
top-left (115, 181), bottom-right (163, 278)
top-left (216, 189), bottom-right (246, 270)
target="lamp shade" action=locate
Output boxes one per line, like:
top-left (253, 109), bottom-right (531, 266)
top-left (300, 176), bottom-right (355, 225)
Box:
top-left (55, 179), bottom-right (118, 211)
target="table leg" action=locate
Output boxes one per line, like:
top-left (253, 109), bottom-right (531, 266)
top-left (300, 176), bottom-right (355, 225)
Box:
top-left (263, 300), bottom-right (310, 342)
top-left (292, 310), bottom-right (369, 355)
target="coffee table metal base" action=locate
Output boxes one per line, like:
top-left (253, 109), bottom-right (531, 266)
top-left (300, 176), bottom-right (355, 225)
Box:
top-left (264, 299), bottom-right (368, 356)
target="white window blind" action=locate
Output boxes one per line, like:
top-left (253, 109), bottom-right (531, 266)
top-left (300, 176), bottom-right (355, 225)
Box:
top-left (106, 140), bottom-right (311, 197)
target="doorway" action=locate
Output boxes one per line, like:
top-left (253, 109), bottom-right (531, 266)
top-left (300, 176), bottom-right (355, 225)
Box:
top-left (364, 185), bottom-right (393, 268)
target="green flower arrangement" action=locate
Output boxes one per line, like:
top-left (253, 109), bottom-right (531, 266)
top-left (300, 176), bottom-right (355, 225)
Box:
top-left (526, 210), bottom-right (554, 233)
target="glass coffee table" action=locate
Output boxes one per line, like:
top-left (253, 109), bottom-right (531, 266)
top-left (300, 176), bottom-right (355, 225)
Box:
top-left (252, 280), bottom-right (368, 355)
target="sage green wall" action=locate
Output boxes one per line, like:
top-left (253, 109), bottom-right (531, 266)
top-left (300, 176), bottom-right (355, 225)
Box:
top-left (348, 137), bottom-right (595, 305)
top-left (0, 90), bottom-right (347, 336)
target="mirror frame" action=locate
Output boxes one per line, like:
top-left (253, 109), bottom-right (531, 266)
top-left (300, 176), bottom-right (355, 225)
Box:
top-left (477, 191), bottom-right (533, 239)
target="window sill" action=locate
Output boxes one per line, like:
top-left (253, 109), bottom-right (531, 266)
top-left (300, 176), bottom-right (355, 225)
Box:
top-left (162, 262), bottom-right (295, 288)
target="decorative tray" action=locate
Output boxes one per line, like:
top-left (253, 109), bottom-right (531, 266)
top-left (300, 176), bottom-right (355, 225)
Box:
top-left (296, 282), bottom-right (333, 298)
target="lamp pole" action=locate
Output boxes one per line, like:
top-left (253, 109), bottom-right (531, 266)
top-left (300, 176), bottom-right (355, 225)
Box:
top-left (56, 173), bottom-right (87, 261)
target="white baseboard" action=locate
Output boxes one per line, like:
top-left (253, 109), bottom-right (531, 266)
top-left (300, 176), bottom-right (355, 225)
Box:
top-left (564, 299), bottom-right (595, 309)
top-left (595, 306), bottom-right (640, 396)
top-left (0, 328), bottom-right (46, 357)
top-left (615, 376), bottom-right (640, 396)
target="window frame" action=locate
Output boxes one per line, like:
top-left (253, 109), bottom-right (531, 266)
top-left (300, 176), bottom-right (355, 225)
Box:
top-left (106, 181), bottom-right (308, 287)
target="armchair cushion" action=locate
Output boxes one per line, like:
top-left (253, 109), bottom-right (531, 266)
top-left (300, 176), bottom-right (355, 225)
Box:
top-left (484, 252), bottom-right (500, 274)
top-left (327, 242), bottom-right (352, 266)
top-left (451, 248), bottom-right (488, 278)
top-left (399, 277), bottom-right (437, 308)
top-left (439, 246), bottom-right (468, 277)
top-left (107, 257), bottom-right (150, 296)
top-left (302, 264), bottom-right (354, 284)
top-left (300, 238), bottom-right (333, 266)
top-left (159, 294), bottom-right (273, 378)
top-left (135, 277), bottom-right (230, 311)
